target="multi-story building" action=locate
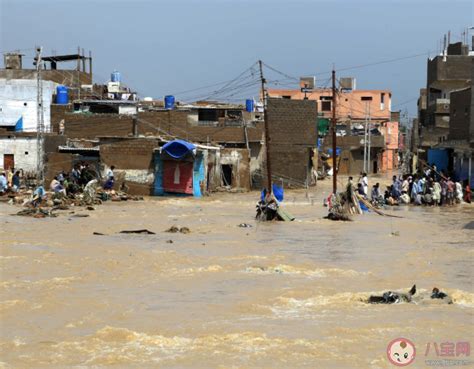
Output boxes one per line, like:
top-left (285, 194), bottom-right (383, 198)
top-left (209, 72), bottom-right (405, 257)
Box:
top-left (267, 79), bottom-right (398, 174)
top-left (418, 41), bottom-right (473, 151)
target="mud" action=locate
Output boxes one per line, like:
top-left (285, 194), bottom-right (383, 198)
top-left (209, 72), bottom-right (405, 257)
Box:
top-left (0, 180), bottom-right (473, 368)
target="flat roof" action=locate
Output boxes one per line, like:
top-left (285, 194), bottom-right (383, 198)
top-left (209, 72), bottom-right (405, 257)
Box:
top-left (38, 54), bottom-right (89, 62)
top-left (78, 100), bottom-right (137, 105)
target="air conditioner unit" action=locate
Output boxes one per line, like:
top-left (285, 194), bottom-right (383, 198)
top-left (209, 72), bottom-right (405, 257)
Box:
top-left (340, 77), bottom-right (356, 90)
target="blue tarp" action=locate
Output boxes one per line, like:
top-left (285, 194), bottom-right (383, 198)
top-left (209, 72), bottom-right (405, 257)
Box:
top-left (327, 147), bottom-right (342, 156)
top-left (427, 149), bottom-right (449, 173)
top-left (15, 116), bottom-right (23, 132)
top-left (260, 184), bottom-right (284, 202)
top-left (162, 139), bottom-right (196, 159)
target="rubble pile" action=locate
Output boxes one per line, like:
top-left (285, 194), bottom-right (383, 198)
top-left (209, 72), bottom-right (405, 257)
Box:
top-left (2, 180), bottom-right (144, 218)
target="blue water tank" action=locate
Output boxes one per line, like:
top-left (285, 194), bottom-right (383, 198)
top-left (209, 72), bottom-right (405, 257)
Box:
top-left (111, 70), bottom-right (121, 82)
top-left (56, 85), bottom-right (69, 104)
top-left (245, 99), bottom-right (254, 112)
top-left (165, 95), bottom-right (175, 110)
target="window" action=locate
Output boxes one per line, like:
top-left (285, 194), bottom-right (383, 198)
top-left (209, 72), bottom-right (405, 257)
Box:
top-left (25, 151), bottom-right (29, 155)
top-left (282, 95), bottom-right (291, 99)
top-left (198, 109), bottom-right (219, 122)
top-left (380, 93), bottom-right (385, 110)
top-left (361, 96), bottom-right (373, 101)
top-left (23, 102), bottom-right (27, 106)
top-left (321, 101), bottom-right (331, 111)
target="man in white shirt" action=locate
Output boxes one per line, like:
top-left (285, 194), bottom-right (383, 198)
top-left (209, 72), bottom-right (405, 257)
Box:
top-left (361, 173), bottom-right (369, 196)
top-left (104, 166), bottom-right (115, 190)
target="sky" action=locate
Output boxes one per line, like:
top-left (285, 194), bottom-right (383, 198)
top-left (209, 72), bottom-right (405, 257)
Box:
top-left (0, 0), bottom-right (473, 117)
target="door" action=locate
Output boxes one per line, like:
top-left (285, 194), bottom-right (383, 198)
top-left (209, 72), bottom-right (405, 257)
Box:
top-left (163, 160), bottom-right (193, 194)
top-left (3, 154), bottom-right (14, 171)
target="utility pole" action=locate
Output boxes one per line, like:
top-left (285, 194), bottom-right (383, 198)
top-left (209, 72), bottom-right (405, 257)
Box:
top-left (363, 101), bottom-right (368, 173)
top-left (259, 60), bottom-right (272, 195)
top-left (367, 103), bottom-right (371, 173)
top-left (331, 69), bottom-right (337, 194)
top-left (35, 46), bottom-right (44, 185)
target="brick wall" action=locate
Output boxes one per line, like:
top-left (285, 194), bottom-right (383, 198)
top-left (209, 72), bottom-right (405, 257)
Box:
top-left (44, 152), bottom-right (74, 184)
top-left (266, 98), bottom-right (317, 145)
top-left (262, 99), bottom-right (317, 186)
top-left (0, 69), bottom-right (92, 87)
top-left (449, 88), bottom-right (471, 140)
top-left (220, 148), bottom-right (251, 190)
top-left (61, 109), bottom-right (264, 144)
top-left (99, 137), bottom-right (159, 170)
top-left (44, 135), bottom-right (67, 154)
top-left (50, 104), bottom-right (73, 133)
top-left (65, 114), bottom-right (134, 138)
top-left (269, 145), bottom-right (311, 187)
top-left (138, 111), bottom-right (264, 143)
top-left (99, 137), bottom-right (160, 196)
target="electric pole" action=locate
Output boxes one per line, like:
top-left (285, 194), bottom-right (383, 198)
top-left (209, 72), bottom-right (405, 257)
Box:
top-left (367, 103), bottom-right (371, 173)
top-left (331, 69), bottom-right (337, 194)
top-left (363, 101), bottom-right (368, 173)
top-left (35, 46), bottom-right (45, 185)
top-left (259, 60), bottom-right (272, 195)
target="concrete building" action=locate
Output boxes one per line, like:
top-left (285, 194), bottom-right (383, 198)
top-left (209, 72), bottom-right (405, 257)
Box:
top-left (268, 80), bottom-right (395, 174)
top-left (0, 132), bottom-right (38, 172)
top-left (0, 51), bottom-right (92, 88)
top-left (418, 41), bottom-right (473, 150)
top-left (0, 132), bottom-right (66, 174)
top-left (0, 78), bottom-right (58, 132)
top-left (438, 84), bottom-right (474, 187)
top-left (413, 37), bottom-right (474, 187)
top-left (268, 86), bottom-right (392, 123)
top-left (47, 98), bottom-right (318, 193)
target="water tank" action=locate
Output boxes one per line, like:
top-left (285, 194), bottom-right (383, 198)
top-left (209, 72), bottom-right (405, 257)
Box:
top-left (164, 95), bottom-right (175, 110)
top-left (56, 85), bottom-right (69, 105)
top-left (245, 99), bottom-right (254, 112)
top-left (111, 70), bottom-right (121, 82)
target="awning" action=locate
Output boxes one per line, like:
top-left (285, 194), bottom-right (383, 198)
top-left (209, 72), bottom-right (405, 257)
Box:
top-left (162, 139), bottom-right (196, 159)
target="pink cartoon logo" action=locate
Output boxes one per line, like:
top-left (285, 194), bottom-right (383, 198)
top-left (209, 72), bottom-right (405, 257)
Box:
top-left (387, 338), bottom-right (416, 366)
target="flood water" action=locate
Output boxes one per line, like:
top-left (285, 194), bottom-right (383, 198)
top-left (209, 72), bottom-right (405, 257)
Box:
top-left (1, 181), bottom-right (473, 368)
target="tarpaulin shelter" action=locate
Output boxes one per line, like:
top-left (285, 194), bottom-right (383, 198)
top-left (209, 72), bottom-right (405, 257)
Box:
top-left (153, 139), bottom-right (219, 197)
top-left (162, 139), bottom-right (196, 159)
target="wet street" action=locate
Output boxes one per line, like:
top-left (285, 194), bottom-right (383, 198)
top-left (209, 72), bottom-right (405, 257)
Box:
top-left (1, 182), bottom-right (473, 368)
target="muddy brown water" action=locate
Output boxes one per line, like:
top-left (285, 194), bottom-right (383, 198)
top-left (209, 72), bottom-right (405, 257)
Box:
top-left (1, 181), bottom-right (473, 368)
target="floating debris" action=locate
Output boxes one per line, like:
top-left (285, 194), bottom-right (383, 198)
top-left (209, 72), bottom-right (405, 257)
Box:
top-left (238, 223), bottom-right (253, 228)
top-left (119, 229), bottom-right (156, 235)
top-left (165, 226), bottom-right (190, 234)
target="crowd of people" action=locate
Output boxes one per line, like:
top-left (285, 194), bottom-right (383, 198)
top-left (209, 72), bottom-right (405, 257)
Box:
top-left (0, 169), bottom-right (22, 195)
top-left (48, 164), bottom-right (115, 195)
top-left (0, 163), bottom-right (116, 197)
top-left (354, 166), bottom-right (472, 207)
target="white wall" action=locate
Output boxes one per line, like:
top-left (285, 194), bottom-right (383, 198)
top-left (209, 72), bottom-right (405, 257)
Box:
top-left (0, 137), bottom-right (38, 172)
top-left (0, 79), bottom-right (57, 132)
